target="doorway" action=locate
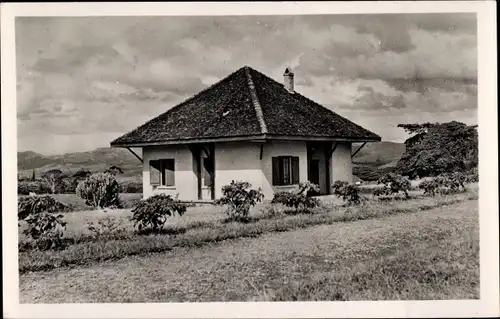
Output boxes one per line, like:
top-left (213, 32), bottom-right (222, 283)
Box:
top-left (201, 155), bottom-right (215, 200)
top-left (190, 144), bottom-right (215, 201)
top-left (308, 159), bottom-right (321, 196)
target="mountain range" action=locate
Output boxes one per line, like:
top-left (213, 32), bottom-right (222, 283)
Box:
top-left (18, 148), bottom-right (144, 181)
top-left (18, 141), bottom-right (406, 182)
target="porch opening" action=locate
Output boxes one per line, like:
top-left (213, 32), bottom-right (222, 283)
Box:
top-left (189, 144), bottom-right (215, 201)
top-left (307, 142), bottom-right (332, 195)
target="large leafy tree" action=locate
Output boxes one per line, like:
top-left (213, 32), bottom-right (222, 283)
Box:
top-left (395, 121), bottom-right (478, 179)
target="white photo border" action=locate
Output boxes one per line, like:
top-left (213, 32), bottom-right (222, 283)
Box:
top-left (1, 1), bottom-right (498, 318)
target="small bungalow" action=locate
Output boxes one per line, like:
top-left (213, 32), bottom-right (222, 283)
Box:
top-left (111, 66), bottom-right (381, 201)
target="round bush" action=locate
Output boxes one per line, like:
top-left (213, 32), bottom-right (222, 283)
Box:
top-left (18, 195), bottom-right (66, 220)
top-left (130, 194), bottom-right (187, 233)
top-left (271, 182), bottom-right (321, 212)
top-left (373, 173), bottom-right (411, 199)
top-left (18, 195), bottom-right (67, 251)
top-left (215, 180), bottom-right (264, 222)
top-left (76, 172), bottom-right (121, 209)
top-left (332, 180), bottom-right (362, 205)
top-left (419, 172), bottom-right (469, 196)
top-left (271, 191), bottom-right (320, 211)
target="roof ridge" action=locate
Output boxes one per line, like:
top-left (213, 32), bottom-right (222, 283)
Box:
top-left (244, 66), bottom-right (268, 134)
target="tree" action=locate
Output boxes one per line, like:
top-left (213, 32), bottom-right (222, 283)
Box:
top-left (73, 169), bottom-right (92, 180)
top-left (105, 166), bottom-right (124, 175)
top-left (395, 121), bottom-right (478, 179)
top-left (31, 169), bottom-right (36, 181)
top-left (42, 169), bottom-right (66, 194)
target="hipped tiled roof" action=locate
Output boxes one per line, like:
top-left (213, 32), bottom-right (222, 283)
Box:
top-left (111, 66), bottom-right (381, 146)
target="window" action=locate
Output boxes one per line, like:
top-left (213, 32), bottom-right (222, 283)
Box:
top-left (272, 156), bottom-right (300, 186)
top-left (149, 159), bottom-right (175, 186)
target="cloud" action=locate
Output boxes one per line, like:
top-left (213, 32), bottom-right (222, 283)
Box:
top-left (296, 28), bottom-right (476, 82)
top-left (335, 108), bottom-right (478, 143)
top-left (296, 75), bottom-right (475, 113)
top-left (15, 14), bottom-right (477, 154)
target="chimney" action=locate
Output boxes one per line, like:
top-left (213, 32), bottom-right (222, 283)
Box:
top-left (283, 67), bottom-right (294, 93)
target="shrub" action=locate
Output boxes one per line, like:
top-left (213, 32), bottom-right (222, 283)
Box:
top-left (41, 169), bottom-right (66, 194)
top-left (332, 180), bottom-right (363, 205)
top-left (296, 181), bottom-right (321, 196)
top-left (271, 182), bottom-right (320, 212)
top-left (373, 173), bottom-right (411, 199)
top-left (447, 172), bottom-right (468, 189)
top-left (271, 192), bottom-right (320, 211)
top-left (440, 172), bottom-right (468, 194)
top-left (130, 194), bottom-right (187, 233)
top-left (76, 172), bottom-right (121, 209)
top-left (18, 195), bottom-right (66, 220)
top-left (18, 195), bottom-right (67, 251)
top-left (58, 177), bottom-right (76, 194)
top-left (23, 212), bottom-right (67, 250)
top-left (419, 179), bottom-right (441, 196)
top-left (215, 180), bottom-right (264, 222)
top-left (466, 167), bottom-right (479, 183)
top-left (17, 180), bottom-right (52, 195)
top-left (419, 172), bottom-right (469, 197)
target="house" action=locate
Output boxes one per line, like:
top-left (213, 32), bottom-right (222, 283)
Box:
top-left (110, 66), bottom-right (381, 201)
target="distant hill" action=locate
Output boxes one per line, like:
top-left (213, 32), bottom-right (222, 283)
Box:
top-left (17, 151), bottom-right (56, 170)
top-left (352, 141), bottom-right (406, 182)
top-left (18, 141), bottom-right (406, 183)
top-left (18, 148), bottom-right (143, 182)
top-left (352, 141), bottom-right (405, 167)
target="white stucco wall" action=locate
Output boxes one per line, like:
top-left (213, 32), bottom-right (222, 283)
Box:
top-left (214, 142), bottom-right (265, 199)
top-left (330, 142), bottom-right (353, 190)
top-left (141, 140), bottom-right (353, 201)
top-left (142, 145), bottom-right (197, 201)
top-left (260, 140), bottom-right (308, 198)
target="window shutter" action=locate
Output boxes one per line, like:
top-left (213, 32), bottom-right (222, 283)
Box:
top-left (292, 157), bottom-right (300, 184)
top-left (165, 159), bottom-right (175, 186)
top-left (272, 157), bottom-right (280, 185)
top-left (149, 160), bottom-right (160, 185)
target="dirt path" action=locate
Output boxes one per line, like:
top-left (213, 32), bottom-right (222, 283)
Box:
top-left (19, 200), bottom-right (479, 303)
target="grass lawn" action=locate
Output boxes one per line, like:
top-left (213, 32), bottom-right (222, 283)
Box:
top-left (19, 198), bottom-right (478, 303)
top-left (29, 187), bottom-right (434, 240)
top-left (20, 193), bottom-right (143, 211)
top-left (18, 189), bottom-right (476, 273)
top-left (59, 203), bottom-right (226, 238)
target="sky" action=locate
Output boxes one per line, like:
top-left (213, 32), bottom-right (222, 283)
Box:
top-left (16, 14), bottom-right (477, 155)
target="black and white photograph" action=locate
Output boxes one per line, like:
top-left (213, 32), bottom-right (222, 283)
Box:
top-left (1, 1), bottom-right (498, 318)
